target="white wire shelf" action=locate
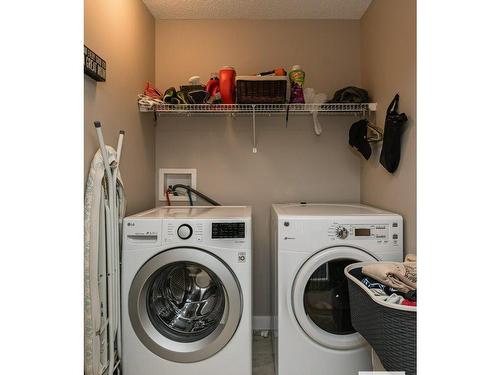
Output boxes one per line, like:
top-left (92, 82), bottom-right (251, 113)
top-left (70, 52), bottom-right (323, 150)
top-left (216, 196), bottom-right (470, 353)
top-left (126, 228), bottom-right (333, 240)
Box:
top-left (139, 102), bottom-right (377, 115)
top-left (138, 102), bottom-right (378, 154)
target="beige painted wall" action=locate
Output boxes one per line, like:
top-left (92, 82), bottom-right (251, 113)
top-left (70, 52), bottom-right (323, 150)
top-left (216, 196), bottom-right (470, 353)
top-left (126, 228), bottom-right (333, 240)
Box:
top-left (155, 20), bottom-right (363, 316)
top-left (360, 0), bottom-right (417, 254)
top-left (84, 0), bottom-right (156, 215)
top-left (155, 20), bottom-right (361, 95)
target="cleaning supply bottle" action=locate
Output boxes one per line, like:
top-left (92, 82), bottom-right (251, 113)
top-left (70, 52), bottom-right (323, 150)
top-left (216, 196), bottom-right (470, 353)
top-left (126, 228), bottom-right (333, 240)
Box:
top-left (288, 65), bottom-right (305, 103)
top-left (219, 66), bottom-right (236, 104)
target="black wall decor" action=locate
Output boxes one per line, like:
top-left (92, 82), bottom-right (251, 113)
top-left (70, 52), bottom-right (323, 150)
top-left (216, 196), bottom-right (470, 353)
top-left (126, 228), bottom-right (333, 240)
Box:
top-left (84, 45), bottom-right (106, 82)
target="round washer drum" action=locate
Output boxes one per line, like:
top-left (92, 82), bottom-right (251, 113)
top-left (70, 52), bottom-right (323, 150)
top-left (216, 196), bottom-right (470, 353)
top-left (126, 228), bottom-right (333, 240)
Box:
top-left (128, 247), bottom-right (242, 363)
top-left (292, 246), bottom-right (377, 350)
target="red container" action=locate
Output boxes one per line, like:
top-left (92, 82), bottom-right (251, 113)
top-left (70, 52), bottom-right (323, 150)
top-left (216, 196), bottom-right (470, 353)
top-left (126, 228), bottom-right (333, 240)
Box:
top-left (219, 66), bottom-right (236, 104)
top-left (205, 74), bottom-right (220, 97)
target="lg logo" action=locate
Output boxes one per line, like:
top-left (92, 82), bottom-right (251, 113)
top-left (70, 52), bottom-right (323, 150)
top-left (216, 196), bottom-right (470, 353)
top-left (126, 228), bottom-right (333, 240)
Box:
top-left (127, 222), bottom-right (135, 227)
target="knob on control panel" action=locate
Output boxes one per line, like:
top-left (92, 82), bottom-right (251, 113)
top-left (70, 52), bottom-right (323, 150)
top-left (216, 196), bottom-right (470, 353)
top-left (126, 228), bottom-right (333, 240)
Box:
top-left (336, 226), bottom-right (348, 239)
top-left (177, 224), bottom-right (193, 240)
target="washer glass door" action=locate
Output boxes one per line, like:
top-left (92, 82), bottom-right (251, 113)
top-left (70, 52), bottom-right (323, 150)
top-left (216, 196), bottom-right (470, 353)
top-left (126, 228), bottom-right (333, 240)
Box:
top-left (292, 246), bottom-right (377, 350)
top-left (129, 247), bottom-right (242, 363)
top-left (147, 261), bottom-right (226, 343)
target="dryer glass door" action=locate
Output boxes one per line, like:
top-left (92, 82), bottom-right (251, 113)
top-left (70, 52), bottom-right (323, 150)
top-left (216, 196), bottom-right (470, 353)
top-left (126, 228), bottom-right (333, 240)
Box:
top-left (128, 247), bottom-right (242, 363)
top-left (292, 246), bottom-right (377, 350)
top-left (303, 258), bottom-right (357, 335)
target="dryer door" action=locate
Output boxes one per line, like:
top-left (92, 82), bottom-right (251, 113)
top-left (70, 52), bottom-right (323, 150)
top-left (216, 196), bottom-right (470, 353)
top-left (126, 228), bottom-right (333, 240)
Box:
top-left (292, 246), bottom-right (377, 350)
top-left (128, 247), bottom-right (242, 363)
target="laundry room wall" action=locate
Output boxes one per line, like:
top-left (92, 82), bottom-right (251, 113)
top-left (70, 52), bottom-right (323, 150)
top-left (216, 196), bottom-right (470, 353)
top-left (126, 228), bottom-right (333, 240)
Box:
top-left (154, 20), bottom-right (363, 319)
top-left (360, 0), bottom-right (417, 254)
top-left (84, 0), bottom-right (156, 215)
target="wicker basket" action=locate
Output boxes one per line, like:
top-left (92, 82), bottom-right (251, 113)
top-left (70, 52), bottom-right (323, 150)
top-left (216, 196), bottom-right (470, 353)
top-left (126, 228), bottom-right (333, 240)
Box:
top-left (236, 76), bottom-right (287, 104)
top-left (345, 262), bottom-right (416, 375)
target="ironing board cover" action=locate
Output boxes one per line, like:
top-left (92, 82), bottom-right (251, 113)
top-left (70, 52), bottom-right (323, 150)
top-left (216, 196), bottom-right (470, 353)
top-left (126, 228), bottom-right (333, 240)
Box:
top-left (84, 146), bottom-right (126, 375)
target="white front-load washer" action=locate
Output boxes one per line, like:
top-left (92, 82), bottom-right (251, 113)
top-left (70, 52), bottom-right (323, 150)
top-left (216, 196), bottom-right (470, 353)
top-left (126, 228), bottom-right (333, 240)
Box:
top-left (271, 203), bottom-right (403, 375)
top-left (122, 206), bottom-right (252, 375)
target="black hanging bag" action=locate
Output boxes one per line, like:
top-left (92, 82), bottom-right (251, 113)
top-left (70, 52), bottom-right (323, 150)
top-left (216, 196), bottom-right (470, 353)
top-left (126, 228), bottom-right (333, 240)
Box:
top-left (379, 94), bottom-right (408, 173)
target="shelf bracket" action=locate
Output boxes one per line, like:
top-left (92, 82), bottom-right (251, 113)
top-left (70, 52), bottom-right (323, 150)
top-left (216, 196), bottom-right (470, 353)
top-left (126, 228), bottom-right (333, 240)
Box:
top-left (252, 105), bottom-right (257, 153)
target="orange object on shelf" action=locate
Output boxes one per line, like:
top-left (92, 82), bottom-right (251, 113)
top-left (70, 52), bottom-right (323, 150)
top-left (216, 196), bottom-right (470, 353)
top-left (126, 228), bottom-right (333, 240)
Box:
top-left (219, 66), bottom-right (236, 104)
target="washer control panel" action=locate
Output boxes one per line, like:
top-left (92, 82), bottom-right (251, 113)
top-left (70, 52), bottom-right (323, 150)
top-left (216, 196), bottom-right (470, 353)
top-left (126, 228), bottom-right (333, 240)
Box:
top-left (163, 221), bottom-right (248, 243)
top-left (212, 222), bottom-right (246, 239)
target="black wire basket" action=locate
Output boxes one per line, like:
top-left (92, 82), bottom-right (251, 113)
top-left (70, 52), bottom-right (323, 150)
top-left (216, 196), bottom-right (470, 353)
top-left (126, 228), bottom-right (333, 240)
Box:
top-left (345, 262), bottom-right (416, 375)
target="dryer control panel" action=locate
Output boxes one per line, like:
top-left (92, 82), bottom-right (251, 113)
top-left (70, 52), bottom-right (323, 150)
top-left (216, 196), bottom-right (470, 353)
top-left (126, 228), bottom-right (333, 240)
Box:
top-left (327, 222), bottom-right (401, 245)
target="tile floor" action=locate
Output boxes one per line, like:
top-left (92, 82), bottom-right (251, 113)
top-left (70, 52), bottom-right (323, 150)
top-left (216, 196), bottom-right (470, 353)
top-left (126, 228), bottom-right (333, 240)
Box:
top-left (252, 334), bottom-right (382, 374)
top-left (253, 334), bottom-right (275, 375)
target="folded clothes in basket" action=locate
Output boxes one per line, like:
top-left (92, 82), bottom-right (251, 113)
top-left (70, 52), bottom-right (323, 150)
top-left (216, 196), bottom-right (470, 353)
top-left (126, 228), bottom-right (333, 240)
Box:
top-left (362, 254), bottom-right (417, 293)
top-left (350, 268), bottom-right (400, 296)
top-left (350, 255), bottom-right (417, 306)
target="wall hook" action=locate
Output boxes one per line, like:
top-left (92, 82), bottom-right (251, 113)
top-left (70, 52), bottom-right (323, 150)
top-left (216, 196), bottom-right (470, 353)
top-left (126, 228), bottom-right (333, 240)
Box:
top-left (367, 122), bottom-right (383, 142)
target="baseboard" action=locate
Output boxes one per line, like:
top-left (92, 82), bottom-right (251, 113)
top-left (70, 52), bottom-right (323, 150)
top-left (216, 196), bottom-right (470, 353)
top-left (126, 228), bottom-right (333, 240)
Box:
top-left (253, 315), bottom-right (271, 331)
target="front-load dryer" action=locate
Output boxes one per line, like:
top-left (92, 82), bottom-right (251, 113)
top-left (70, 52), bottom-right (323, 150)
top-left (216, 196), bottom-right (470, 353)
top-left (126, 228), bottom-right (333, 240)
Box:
top-left (122, 206), bottom-right (252, 375)
top-left (271, 203), bottom-right (403, 375)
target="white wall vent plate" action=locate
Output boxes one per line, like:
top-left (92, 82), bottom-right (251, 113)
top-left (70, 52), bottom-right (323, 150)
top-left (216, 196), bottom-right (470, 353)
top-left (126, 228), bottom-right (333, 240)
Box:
top-left (159, 168), bottom-right (197, 202)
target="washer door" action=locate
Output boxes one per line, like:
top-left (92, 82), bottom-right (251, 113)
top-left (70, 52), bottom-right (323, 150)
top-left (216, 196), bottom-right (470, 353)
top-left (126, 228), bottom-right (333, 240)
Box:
top-left (128, 247), bottom-right (242, 363)
top-left (292, 246), bottom-right (377, 350)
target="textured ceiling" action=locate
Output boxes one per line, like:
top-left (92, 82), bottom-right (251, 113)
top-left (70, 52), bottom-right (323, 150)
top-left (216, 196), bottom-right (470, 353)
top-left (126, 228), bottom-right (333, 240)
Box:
top-left (143, 0), bottom-right (372, 20)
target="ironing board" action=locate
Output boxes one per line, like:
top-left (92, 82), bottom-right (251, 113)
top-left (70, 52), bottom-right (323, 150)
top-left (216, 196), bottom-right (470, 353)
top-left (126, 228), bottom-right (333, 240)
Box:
top-left (84, 139), bottom-right (126, 375)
